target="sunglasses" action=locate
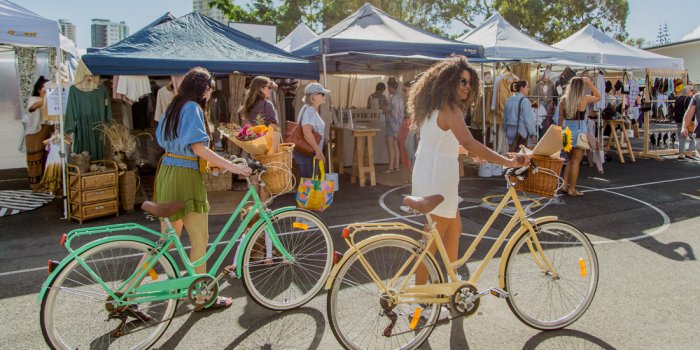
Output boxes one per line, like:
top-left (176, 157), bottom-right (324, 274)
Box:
top-left (459, 77), bottom-right (474, 87)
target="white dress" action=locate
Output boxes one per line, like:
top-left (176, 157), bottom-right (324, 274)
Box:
top-left (411, 110), bottom-right (460, 218)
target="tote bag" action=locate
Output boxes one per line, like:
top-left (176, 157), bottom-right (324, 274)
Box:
top-left (296, 160), bottom-right (335, 212)
top-left (284, 105), bottom-right (322, 157)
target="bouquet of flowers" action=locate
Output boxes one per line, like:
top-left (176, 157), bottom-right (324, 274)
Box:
top-left (219, 123), bottom-right (274, 156)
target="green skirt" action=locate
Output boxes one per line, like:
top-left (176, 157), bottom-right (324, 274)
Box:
top-left (154, 165), bottom-right (209, 221)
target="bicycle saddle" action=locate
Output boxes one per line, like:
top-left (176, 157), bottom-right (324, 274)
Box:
top-left (141, 201), bottom-right (185, 218)
top-left (402, 195), bottom-right (444, 214)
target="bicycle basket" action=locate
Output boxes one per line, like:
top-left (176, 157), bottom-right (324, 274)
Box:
top-left (510, 155), bottom-right (563, 198)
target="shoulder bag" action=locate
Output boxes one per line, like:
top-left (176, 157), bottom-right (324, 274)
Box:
top-left (284, 105), bottom-right (322, 157)
top-left (576, 110), bottom-right (590, 150)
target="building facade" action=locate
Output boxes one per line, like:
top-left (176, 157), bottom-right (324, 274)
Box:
top-left (58, 19), bottom-right (76, 43)
top-left (91, 19), bottom-right (129, 48)
top-left (646, 38), bottom-right (700, 86)
top-left (193, 0), bottom-right (227, 24)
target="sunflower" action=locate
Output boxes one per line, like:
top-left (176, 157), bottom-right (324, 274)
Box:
top-left (562, 127), bottom-right (573, 152)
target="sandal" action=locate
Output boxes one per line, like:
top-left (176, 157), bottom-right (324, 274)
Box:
top-left (197, 296), bottom-right (233, 311)
top-left (567, 190), bottom-right (584, 197)
top-left (381, 168), bottom-right (395, 174)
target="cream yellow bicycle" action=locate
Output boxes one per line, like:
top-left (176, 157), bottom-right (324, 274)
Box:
top-left (325, 165), bottom-right (599, 350)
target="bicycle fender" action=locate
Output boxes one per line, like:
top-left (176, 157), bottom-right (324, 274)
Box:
top-left (498, 216), bottom-right (558, 288)
top-left (37, 235), bottom-right (180, 302)
top-left (324, 234), bottom-right (435, 290)
top-left (233, 206), bottom-right (300, 276)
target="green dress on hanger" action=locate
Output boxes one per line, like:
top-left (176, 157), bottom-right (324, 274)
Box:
top-left (64, 85), bottom-right (113, 160)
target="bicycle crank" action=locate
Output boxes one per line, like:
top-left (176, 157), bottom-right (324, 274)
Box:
top-left (187, 276), bottom-right (219, 310)
top-left (451, 283), bottom-right (480, 316)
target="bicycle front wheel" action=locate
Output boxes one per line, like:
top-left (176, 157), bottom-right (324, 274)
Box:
top-left (242, 209), bottom-right (334, 310)
top-left (504, 221), bottom-right (598, 330)
top-left (40, 240), bottom-right (179, 350)
top-left (328, 239), bottom-right (443, 350)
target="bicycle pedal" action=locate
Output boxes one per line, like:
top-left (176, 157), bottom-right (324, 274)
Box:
top-left (223, 264), bottom-right (238, 279)
top-left (488, 288), bottom-right (511, 299)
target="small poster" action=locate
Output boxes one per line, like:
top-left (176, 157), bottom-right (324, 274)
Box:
top-left (45, 85), bottom-right (69, 117)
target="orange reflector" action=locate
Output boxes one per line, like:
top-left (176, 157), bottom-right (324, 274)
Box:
top-left (142, 264), bottom-right (158, 281)
top-left (333, 251), bottom-right (340, 265)
top-left (579, 258), bottom-right (587, 277)
top-left (292, 222), bottom-right (309, 230)
top-left (47, 259), bottom-right (59, 273)
top-left (59, 233), bottom-right (67, 246)
top-left (409, 308), bottom-right (422, 330)
top-left (342, 227), bottom-right (350, 239)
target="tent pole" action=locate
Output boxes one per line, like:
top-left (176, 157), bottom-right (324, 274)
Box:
top-left (56, 47), bottom-right (67, 219)
top-left (322, 54), bottom-right (332, 173)
top-left (480, 63), bottom-right (486, 144)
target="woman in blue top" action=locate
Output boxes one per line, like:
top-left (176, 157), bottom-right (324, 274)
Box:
top-left (155, 67), bottom-right (251, 309)
top-left (504, 80), bottom-right (537, 151)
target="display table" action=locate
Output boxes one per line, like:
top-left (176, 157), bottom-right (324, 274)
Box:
top-left (336, 122), bottom-right (389, 167)
top-left (349, 127), bottom-right (381, 187)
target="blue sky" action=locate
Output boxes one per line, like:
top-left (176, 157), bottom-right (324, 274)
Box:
top-left (12, 0), bottom-right (700, 48)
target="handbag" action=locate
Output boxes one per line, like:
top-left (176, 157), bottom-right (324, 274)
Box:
top-left (576, 112), bottom-right (590, 150)
top-left (284, 105), bottom-right (322, 157)
top-left (296, 160), bottom-right (335, 212)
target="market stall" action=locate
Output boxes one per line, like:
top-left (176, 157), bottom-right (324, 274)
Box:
top-left (553, 24), bottom-right (687, 159)
top-left (292, 3), bottom-right (486, 176)
top-left (0, 0), bottom-right (76, 216)
top-left (276, 23), bottom-right (317, 52)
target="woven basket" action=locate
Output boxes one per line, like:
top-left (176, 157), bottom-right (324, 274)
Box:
top-left (253, 143), bottom-right (295, 195)
top-left (119, 170), bottom-right (137, 211)
top-left (511, 156), bottom-right (563, 198)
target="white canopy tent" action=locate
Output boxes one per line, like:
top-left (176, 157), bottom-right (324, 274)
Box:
top-left (458, 13), bottom-right (600, 66)
top-left (275, 23), bottom-right (317, 52)
top-left (553, 24), bottom-right (685, 71)
top-left (0, 0), bottom-right (67, 216)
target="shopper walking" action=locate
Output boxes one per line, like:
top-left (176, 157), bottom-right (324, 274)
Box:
top-left (294, 83), bottom-right (329, 178)
top-left (558, 77), bottom-right (601, 196)
top-left (155, 67), bottom-right (251, 309)
top-left (678, 85), bottom-right (698, 158)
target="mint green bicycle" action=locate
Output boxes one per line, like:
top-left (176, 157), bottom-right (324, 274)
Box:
top-left (38, 159), bottom-right (334, 350)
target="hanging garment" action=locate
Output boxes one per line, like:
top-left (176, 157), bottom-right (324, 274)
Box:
top-left (64, 85), bottom-right (113, 160)
top-left (533, 80), bottom-right (554, 105)
top-left (73, 60), bottom-right (100, 92)
top-left (596, 75), bottom-right (606, 111)
top-left (154, 85), bottom-right (175, 122)
top-left (15, 47), bottom-right (37, 111)
top-left (171, 75), bottom-right (185, 93)
top-left (115, 75), bottom-right (151, 104)
top-left (39, 137), bottom-right (65, 195)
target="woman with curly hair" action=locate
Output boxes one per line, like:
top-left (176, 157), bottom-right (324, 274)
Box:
top-left (408, 56), bottom-right (529, 308)
top-left (156, 67), bottom-right (251, 309)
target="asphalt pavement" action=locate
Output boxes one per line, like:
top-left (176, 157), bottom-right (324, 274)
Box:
top-left (1, 155), bottom-right (699, 349)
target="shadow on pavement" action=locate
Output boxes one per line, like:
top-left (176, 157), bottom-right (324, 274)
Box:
top-left (227, 306), bottom-right (324, 349)
top-left (522, 329), bottom-right (616, 350)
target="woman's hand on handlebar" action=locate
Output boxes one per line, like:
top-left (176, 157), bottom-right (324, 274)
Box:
top-left (226, 162), bottom-right (252, 177)
top-left (507, 153), bottom-right (530, 168)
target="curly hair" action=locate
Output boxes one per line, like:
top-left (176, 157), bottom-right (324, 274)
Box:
top-left (162, 67), bottom-right (215, 140)
top-left (242, 76), bottom-right (272, 119)
top-left (407, 56), bottom-right (479, 130)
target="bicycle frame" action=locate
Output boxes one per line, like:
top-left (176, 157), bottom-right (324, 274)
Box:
top-left (38, 184), bottom-right (297, 305)
top-left (326, 185), bottom-right (560, 306)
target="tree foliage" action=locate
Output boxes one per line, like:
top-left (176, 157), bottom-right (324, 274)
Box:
top-left (207, 0), bottom-right (631, 44)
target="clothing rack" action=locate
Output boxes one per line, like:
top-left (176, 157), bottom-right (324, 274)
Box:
top-left (636, 97), bottom-right (681, 159)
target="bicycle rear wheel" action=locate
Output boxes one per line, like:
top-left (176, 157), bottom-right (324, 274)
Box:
top-left (504, 221), bottom-right (598, 330)
top-left (242, 209), bottom-right (333, 310)
top-left (328, 239), bottom-right (443, 350)
top-left (40, 240), bottom-right (178, 350)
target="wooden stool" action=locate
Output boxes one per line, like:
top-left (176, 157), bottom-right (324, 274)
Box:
top-left (604, 120), bottom-right (636, 163)
top-left (330, 126), bottom-right (344, 175)
top-left (350, 129), bottom-right (379, 187)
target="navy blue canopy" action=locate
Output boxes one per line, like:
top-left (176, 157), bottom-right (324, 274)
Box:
top-left (292, 3), bottom-right (484, 68)
top-left (83, 12), bottom-right (319, 79)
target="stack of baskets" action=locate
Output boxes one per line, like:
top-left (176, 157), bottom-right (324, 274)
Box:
top-left (511, 155), bottom-right (563, 198)
top-left (253, 143), bottom-right (295, 195)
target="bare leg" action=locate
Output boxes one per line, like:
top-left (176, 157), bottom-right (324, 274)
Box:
top-left (416, 212), bottom-right (461, 285)
top-left (181, 212), bottom-right (209, 275)
top-left (568, 148), bottom-right (585, 195)
top-left (391, 137), bottom-right (401, 170)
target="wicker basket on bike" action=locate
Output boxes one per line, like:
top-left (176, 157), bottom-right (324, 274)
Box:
top-left (253, 143), bottom-right (295, 195)
top-left (509, 155), bottom-right (563, 198)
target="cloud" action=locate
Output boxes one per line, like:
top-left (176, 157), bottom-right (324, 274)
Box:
top-left (682, 26), bottom-right (700, 40)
